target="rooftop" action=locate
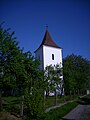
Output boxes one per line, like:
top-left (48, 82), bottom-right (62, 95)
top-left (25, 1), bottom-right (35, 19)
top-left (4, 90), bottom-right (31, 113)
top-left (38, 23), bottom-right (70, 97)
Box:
top-left (35, 27), bottom-right (61, 52)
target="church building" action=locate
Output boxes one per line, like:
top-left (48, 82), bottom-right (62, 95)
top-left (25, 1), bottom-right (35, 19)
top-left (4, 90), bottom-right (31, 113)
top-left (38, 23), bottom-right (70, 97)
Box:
top-left (35, 26), bottom-right (63, 95)
top-left (35, 27), bottom-right (63, 70)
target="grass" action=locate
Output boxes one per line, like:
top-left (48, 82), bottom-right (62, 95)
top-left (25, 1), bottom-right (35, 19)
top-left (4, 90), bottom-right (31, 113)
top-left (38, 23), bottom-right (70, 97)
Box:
top-left (2, 96), bottom-right (20, 115)
top-left (44, 101), bottom-right (78, 120)
top-left (44, 94), bottom-right (90, 120)
top-left (45, 95), bottom-right (78, 108)
top-left (2, 96), bottom-right (20, 104)
top-left (2, 94), bottom-right (89, 120)
top-left (2, 95), bottom-right (78, 111)
top-left (78, 94), bottom-right (90, 105)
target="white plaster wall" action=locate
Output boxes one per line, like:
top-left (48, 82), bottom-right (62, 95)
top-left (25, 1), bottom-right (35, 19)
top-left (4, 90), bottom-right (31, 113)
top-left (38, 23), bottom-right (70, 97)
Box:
top-left (43, 45), bottom-right (62, 69)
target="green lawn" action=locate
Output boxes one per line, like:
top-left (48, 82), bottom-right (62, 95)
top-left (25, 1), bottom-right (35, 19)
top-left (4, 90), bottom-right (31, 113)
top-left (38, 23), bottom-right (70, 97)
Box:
top-left (44, 101), bottom-right (78, 120)
top-left (2, 94), bottom-right (90, 120)
top-left (44, 94), bottom-right (90, 120)
top-left (45, 95), bottom-right (78, 108)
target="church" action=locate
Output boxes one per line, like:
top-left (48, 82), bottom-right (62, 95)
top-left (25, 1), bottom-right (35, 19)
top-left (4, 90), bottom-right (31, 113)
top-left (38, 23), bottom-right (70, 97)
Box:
top-left (35, 27), bottom-right (63, 95)
top-left (34, 26), bottom-right (63, 70)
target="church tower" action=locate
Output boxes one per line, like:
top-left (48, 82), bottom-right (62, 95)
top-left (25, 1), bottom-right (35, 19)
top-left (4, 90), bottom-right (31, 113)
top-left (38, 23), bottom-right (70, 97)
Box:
top-left (35, 27), bottom-right (63, 70)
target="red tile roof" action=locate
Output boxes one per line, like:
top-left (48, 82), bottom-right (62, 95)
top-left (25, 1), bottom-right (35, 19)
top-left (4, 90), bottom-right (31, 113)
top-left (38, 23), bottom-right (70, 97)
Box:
top-left (35, 29), bottom-right (60, 52)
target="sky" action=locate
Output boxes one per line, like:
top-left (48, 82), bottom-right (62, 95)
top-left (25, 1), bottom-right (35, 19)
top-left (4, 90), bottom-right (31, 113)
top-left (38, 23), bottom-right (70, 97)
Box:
top-left (0, 0), bottom-right (90, 60)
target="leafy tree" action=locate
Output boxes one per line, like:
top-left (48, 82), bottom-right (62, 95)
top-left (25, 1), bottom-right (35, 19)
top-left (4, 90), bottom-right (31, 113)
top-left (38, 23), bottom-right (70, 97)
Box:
top-left (0, 23), bottom-right (26, 96)
top-left (0, 23), bottom-right (22, 111)
top-left (63, 54), bottom-right (90, 95)
top-left (44, 65), bottom-right (54, 96)
top-left (0, 23), bottom-right (45, 118)
top-left (44, 64), bottom-right (63, 105)
top-left (24, 57), bottom-right (44, 119)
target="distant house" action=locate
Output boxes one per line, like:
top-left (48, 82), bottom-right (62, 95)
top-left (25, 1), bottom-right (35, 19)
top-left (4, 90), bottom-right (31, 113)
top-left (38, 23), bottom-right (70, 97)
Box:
top-left (35, 26), bottom-right (63, 95)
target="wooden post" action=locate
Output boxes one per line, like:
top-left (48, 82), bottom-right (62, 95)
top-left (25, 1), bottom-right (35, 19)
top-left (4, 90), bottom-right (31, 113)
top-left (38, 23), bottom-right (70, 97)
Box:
top-left (20, 95), bottom-right (24, 117)
top-left (0, 91), bottom-right (2, 111)
top-left (55, 90), bottom-right (57, 105)
top-left (43, 91), bottom-right (45, 110)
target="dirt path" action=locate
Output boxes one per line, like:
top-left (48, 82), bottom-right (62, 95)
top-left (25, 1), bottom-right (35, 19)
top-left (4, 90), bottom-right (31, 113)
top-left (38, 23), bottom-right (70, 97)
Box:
top-left (61, 104), bottom-right (90, 120)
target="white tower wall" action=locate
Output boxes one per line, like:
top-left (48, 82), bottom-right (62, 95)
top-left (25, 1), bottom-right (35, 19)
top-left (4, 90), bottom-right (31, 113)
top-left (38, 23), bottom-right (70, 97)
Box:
top-left (43, 45), bottom-right (62, 69)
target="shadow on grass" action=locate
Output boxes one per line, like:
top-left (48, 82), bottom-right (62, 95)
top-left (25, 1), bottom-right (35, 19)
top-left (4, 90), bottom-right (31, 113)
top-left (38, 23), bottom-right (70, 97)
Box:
top-left (78, 97), bottom-right (90, 105)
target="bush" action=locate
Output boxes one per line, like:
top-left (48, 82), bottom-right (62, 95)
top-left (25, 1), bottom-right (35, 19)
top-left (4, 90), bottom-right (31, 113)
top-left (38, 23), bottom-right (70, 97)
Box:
top-left (24, 88), bottom-right (44, 119)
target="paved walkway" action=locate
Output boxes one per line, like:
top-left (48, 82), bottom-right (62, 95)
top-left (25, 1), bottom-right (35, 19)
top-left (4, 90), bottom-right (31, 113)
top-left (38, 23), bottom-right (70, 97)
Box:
top-left (46, 95), bottom-right (90, 120)
top-left (61, 104), bottom-right (90, 120)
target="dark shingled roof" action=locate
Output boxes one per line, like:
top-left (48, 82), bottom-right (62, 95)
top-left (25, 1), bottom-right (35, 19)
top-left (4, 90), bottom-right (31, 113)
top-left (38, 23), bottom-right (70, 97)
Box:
top-left (35, 29), bottom-right (60, 52)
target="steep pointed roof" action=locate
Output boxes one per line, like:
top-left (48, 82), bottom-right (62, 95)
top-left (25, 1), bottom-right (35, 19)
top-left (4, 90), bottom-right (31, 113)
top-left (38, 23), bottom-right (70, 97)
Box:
top-left (35, 27), bottom-right (60, 52)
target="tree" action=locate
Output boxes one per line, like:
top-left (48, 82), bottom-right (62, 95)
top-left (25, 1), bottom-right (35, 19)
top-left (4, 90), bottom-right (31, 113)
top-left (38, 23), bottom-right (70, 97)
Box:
top-left (0, 23), bottom-right (45, 118)
top-left (44, 65), bottom-right (54, 96)
top-left (44, 64), bottom-right (63, 105)
top-left (0, 23), bottom-right (24, 111)
top-left (24, 56), bottom-right (44, 119)
top-left (0, 23), bottom-right (45, 119)
top-left (0, 23), bottom-right (26, 96)
top-left (63, 54), bottom-right (90, 95)
top-left (0, 24), bottom-right (15, 95)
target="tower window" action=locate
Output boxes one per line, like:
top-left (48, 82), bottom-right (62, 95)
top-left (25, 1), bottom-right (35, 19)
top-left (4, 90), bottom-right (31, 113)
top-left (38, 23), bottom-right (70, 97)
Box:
top-left (52, 54), bottom-right (54, 60)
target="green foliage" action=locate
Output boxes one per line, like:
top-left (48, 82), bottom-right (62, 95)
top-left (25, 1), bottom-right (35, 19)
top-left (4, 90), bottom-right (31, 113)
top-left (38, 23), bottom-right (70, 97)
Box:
top-left (63, 54), bottom-right (90, 94)
top-left (0, 23), bottom-right (25, 95)
top-left (2, 96), bottom-right (20, 114)
top-left (2, 24), bottom-right (90, 120)
top-left (24, 70), bottom-right (44, 119)
top-left (0, 23), bottom-right (44, 119)
top-left (44, 64), bottom-right (63, 106)
top-left (44, 64), bottom-right (63, 95)
top-left (44, 65), bottom-right (55, 93)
